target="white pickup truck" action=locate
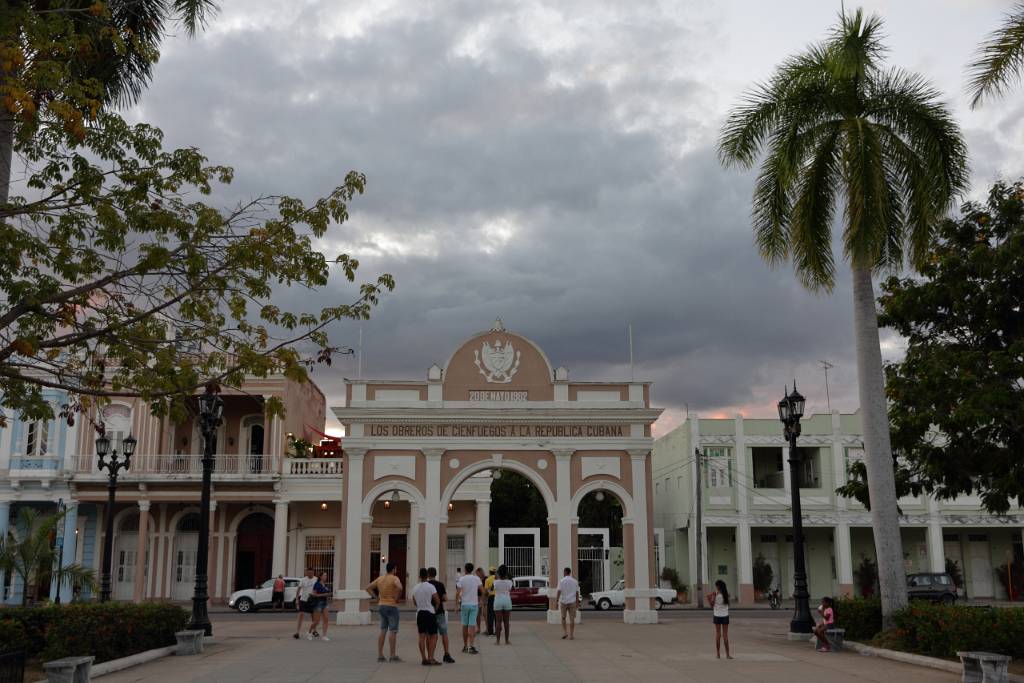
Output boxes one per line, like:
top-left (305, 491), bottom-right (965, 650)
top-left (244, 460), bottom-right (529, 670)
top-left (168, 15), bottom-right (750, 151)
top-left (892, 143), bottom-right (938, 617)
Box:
top-left (589, 578), bottom-right (677, 610)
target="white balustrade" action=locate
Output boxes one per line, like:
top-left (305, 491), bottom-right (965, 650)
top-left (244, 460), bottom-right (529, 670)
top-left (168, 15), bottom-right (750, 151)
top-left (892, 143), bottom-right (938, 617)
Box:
top-left (285, 458), bottom-right (344, 477)
top-left (69, 453), bottom-right (278, 476)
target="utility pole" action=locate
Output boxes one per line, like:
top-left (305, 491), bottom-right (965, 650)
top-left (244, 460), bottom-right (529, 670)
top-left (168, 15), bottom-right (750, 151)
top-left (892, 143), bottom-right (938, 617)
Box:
top-left (819, 360), bottom-right (834, 413)
top-left (694, 447), bottom-right (703, 609)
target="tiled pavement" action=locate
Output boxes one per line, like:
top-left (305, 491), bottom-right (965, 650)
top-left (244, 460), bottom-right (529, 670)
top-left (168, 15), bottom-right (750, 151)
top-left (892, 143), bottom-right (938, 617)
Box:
top-left (98, 612), bottom-right (957, 683)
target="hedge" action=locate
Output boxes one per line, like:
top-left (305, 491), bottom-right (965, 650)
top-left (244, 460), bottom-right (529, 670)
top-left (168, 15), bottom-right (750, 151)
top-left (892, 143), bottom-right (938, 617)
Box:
top-left (887, 603), bottom-right (1024, 659)
top-left (0, 603), bottom-right (189, 663)
top-left (833, 597), bottom-right (882, 641)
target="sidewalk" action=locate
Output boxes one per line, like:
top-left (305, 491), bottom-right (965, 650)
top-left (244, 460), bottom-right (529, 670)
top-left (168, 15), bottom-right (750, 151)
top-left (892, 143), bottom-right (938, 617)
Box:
top-left (98, 613), bottom-right (957, 683)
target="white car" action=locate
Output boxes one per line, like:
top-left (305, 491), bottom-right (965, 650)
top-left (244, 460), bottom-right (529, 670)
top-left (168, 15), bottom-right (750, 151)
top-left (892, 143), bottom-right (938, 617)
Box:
top-left (589, 579), bottom-right (676, 610)
top-left (228, 577), bottom-right (301, 612)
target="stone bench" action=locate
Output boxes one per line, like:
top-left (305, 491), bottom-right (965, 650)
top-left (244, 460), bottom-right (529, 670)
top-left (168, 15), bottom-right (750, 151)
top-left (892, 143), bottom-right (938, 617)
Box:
top-left (813, 628), bottom-right (844, 652)
top-left (175, 629), bottom-right (207, 656)
top-left (43, 655), bottom-right (94, 683)
top-left (957, 651), bottom-right (1011, 683)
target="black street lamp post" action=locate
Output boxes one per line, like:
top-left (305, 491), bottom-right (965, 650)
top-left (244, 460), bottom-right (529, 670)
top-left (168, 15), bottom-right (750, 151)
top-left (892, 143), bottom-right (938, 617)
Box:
top-left (53, 499), bottom-right (65, 605)
top-left (188, 385), bottom-right (223, 636)
top-left (97, 432), bottom-right (137, 603)
top-left (778, 382), bottom-right (815, 635)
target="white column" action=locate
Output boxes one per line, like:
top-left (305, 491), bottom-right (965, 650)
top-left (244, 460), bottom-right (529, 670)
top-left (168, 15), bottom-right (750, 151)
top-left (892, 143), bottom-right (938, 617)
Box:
top-left (423, 449), bottom-right (443, 569)
top-left (625, 450), bottom-right (656, 624)
top-left (836, 522), bottom-right (854, 590)
top-left (549, 450), bottom-right (574, 625)
top-left (408, 501), bottom-right (420, 575)
top-left (927, 498), bottom-right (945, 573)
top-left (132, 502), bottom-right (148, 603)
top-left (737, 522), bottom-right (753, 601)
top-left (57, 501), bottom-right (78, 602)
top-left (272, 500), bottom-right (289, 577)
top-left (339, 448), bottom-right (370, 624)
top-left (474, 500), bottom-right (490, 570)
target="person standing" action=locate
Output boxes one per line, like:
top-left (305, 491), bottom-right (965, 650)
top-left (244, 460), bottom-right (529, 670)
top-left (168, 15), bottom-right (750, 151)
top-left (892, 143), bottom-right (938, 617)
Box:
top-left (427, 567), bottom-right (455, 664)
top-left (492, 565), bottom-right (513, 645)
top-left (455, 562), bottom-right (483, 654)
top-left (294, 568), bottom-right (316, 639)
top-left (366, 562), bottom-right (403, 662)
top-left (307, 572), bottom-right (331, 641)
top-left (556, 567), bottom-right (581, 640)
top-left (484, 567), bottom-right (497, 636)
top-left (474, 567), bottom-right (487, 633)
top-left (412, 568), bottom-right (442, 666)
top-left (705, 580), bottom-right (733, 659)
top-left (272, 574), bottom-right (286, 611)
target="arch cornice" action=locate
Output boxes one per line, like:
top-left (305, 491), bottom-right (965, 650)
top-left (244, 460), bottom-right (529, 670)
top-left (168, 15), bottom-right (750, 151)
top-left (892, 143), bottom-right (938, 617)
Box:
top-left (570, 479), bottom-right (636, 520)
top-left (227, 505), bottom-right (276, 534)
top-left (361, 480), bottom-right (427, 518)
top-left (440, 457), bottom-right (555, 514)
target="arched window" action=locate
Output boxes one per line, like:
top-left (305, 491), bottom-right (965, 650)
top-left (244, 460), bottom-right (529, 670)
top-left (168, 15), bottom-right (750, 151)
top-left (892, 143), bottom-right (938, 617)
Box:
top-left (177, 513), bottom-right (201, 532)
top-left (120, 514), bottom-right (140, 533)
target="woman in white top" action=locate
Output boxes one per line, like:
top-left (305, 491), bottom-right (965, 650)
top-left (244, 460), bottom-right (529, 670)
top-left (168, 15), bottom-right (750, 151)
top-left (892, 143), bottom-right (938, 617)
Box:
top-left (705, 580), bottom-right (733, 659)
top-left (492, 565), bottom-right (514, 645)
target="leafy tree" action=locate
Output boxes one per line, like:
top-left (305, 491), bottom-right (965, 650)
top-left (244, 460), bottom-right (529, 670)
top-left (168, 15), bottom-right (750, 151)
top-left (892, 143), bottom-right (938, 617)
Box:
top-left (488, 471), bottom-right (548, 546)
top-left (717, 8), bottom-right (968, 626)
top-left (0, 110), bottom-right (393, 424)
top-left (967, 2), bottom-right (1024, 108)
top-left (2, 1), bottom-right (219, 205)
top-left (840, 181), bottom-right (1024, 514)
top-left (577, 492), bottom-right (622, 546)
top-left (0, 507), bottom-right (96, 606)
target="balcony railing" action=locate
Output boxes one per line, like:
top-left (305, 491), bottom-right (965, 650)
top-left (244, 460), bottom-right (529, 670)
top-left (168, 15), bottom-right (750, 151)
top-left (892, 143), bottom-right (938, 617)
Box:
top-left (70, 453), bottom-right (279, 477)
top-left (8, 456), bottom-right (62, 474)
top-left (284, 457), bottom-right (343, 477)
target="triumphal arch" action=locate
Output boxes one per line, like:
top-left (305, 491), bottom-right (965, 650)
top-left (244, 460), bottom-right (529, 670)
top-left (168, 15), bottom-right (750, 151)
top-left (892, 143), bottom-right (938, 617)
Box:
top-left (332, 321), bottom-right (663, 624)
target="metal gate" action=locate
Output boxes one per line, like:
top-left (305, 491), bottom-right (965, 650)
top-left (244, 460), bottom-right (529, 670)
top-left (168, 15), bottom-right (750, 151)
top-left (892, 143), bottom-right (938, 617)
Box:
top-left (446, 535), bottom-right (466, 586)
top-left (578, 547), bottom-right (606, 593)
top-left (304, 535), bottom-right (335, 587)
top-left (503, 546), bottom-right (535, 579)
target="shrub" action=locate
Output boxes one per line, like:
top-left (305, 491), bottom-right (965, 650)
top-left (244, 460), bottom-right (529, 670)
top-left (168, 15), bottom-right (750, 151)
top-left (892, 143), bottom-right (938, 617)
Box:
top-left (0, 619), bottom-right (26, 652)
top-left (890, 603), bottom-right (1024, 659)
top-left (0, 603), bottom-right (189, 664)
top-left (833, 597), bottom-right (882, 641)
top-left (752, 554), bottom-right (773, 594)
top-left (944, 558), bottom-right (964, 592)
top-left (853, 556), bottom-right (878, 597)
top-left (660, 566), bottom-right (685, 592)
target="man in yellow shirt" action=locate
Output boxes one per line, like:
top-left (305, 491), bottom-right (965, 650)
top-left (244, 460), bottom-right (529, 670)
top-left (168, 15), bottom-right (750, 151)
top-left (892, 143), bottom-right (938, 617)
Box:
top-left (484, 566), bottom-right (497, 636)
top-left (366, 562), bottom-right (403, 662)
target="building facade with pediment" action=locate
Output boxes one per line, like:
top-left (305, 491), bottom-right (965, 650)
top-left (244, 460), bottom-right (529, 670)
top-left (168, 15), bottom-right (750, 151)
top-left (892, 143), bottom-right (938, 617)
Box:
top-left (332, 320), bottom-right (664, 625)
top-left (654, 412), bottom-right (1024, 605)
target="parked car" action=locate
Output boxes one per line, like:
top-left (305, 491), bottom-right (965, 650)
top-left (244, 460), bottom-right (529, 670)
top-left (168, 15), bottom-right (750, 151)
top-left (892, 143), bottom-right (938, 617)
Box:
top-left (228, 576), bottom-right (301, 612)
top-left (510, 576), bottom-right (549, 607)
top-left (906, 572), bottom-right (957, 605)
top-left (589, 578), bottom-right (677, 610)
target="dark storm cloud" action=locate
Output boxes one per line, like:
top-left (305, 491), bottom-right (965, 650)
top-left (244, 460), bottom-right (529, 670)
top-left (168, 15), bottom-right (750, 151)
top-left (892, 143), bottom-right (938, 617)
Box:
top-left (129, 1), bottom-right (1022, 432)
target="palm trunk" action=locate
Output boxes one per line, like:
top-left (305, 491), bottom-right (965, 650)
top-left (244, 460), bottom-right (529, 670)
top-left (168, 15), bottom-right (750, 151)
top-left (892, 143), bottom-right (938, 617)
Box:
top-left (851, 263), bottom-right (907, 628)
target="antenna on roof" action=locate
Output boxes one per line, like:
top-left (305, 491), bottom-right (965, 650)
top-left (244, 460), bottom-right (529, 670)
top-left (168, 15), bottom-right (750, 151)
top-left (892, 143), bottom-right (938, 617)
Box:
top-left (819, 359), bottom-right (834, 413)
top-left (358, 327), bottom-right (363, 380)
top-left (628, 322), bottom-right (635, 382)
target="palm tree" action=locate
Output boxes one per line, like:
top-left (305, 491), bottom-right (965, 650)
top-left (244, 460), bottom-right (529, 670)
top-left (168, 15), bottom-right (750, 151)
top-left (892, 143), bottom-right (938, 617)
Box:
top-left (718, 8), bottom-right (968, 626)
top-left (0, 0), bottom-right (219, 205)
top-left (967, 3), bottom-right (1024, 108)
top-left (0, 507), bottom-right (96, 606)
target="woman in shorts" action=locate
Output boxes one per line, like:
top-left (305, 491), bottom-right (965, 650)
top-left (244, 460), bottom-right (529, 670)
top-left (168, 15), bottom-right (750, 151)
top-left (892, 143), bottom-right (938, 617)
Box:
top-left (705, 580), bottom-right (732, 659)
top-left (308, 572), bottom-right (331, 641)
top-left (492, 565), bottom-right (514, 645)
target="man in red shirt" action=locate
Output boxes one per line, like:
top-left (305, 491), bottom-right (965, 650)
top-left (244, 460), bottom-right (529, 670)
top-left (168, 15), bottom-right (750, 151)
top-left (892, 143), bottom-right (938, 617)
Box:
top-left (272, 574), bottom-right (286, 611)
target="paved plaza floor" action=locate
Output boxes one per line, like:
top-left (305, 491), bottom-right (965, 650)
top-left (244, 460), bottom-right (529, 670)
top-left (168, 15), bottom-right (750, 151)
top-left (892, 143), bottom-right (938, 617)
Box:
top-left (99, 612), bottom-right (956, 683)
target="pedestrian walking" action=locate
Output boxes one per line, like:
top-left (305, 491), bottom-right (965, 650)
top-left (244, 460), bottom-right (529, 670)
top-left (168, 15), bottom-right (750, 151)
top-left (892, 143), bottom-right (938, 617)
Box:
top-left (492, 565), bottom-right (513, 645)
top-left (556, 567), bottom-right (580, 640)
top-left (427, 566), bottom-right (456, 663)
top-left (294, 568), bottom-right (316, 639)
top-left (705, 580), bottom-right (733, 659)
top-left (272, 574), bottom-right (286, 611)
top-left (455, 562), bottom-right (483, 654)
top-left (484, 566), bottom-right (497, 635)
top-left (474, 567), bottom-right (487, 633)
top-left (307, 571), bottom-right (331, 641)
top-left (813, 596), bottom-right (835, 652)
top-left (412, 568), bottom-right (442, 666)
top-left (366, 562), bottom-right (403, 662)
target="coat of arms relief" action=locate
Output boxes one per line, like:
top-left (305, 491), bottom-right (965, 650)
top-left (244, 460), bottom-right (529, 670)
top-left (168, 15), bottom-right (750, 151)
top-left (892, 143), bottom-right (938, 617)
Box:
top-left (475, 338), bottom-right (521, 383)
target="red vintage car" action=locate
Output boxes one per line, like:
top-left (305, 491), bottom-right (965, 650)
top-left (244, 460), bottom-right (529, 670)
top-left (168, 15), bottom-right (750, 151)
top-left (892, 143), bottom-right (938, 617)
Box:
top-left (510, 576), bottom-right (549, 608)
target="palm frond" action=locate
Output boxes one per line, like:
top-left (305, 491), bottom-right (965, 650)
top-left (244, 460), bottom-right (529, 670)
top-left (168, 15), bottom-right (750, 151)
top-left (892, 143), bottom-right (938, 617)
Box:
top-left (790, 122), bottom-right (843, 290)
top-left (829, 7), bottom-right (887, 82)
top-left (842, 118), bottom-right (896, 270)
top-left (174, 0), bottom-right (220, 38)
top-left (967, 2), bottom-right (1024, 108)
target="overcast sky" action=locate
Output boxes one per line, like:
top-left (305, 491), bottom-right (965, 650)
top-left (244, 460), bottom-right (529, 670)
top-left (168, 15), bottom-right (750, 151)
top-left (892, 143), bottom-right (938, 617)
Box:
top-left (130, 0), bottom-right (1023, 435)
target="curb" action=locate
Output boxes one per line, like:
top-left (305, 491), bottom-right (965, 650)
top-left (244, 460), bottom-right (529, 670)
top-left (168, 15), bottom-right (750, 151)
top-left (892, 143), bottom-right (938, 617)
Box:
top-left (34, 644), bottom-right (180, 682)
top-left (846, 641), bottom-right (1024, 683)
